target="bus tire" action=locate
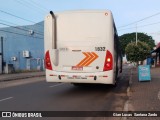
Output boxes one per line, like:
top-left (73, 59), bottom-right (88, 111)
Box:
top-left (113, 68), bottom-right (118, 87)
top-left (113, 82), bottom-right (117, 87)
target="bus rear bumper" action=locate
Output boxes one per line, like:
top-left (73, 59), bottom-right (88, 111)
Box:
top-left (46, 70), bottom-right (115, 84)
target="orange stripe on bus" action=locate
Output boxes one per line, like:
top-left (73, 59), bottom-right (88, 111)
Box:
top-left (76, 52), bottom-right (90, 66)
top-left (76, 52), bottom-right (98, 67)
top-left (84, 52), bottom-right (99, 66)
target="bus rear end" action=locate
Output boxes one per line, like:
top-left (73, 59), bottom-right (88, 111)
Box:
top-left (44, 10), bottom-right (116, 84)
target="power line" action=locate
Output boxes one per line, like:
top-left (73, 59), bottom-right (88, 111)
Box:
top-left (15, 0), bottom-right (46, 15)
top-left (26, 0), bottom-right (49, 12)
top-left (148, 31), bottom-right (160, 35)
top-left (0, 22), bottom-right (44, 36)
top-left (0, 9), bottom-right (36, 24)
top-left (0, 29), bottom-right (43, 39)
top-left (118, 21), bottom-right (160, 31)
top-left (118, 11), bottom-right (160, 28)
top-left (0, 19), bottom-right (19, 26)
top-left (0, 19), bottom-right (44, 34)
top-left (0, 9), bottom-right (43, 28)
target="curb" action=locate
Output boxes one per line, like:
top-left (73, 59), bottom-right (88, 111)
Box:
top-left (0, 74), bottom-right (45, 82)
top-left (121, 67), bottom-right (133, 120)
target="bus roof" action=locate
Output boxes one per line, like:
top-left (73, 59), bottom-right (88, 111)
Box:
top-left (49, 10), bottom-right (112, 15)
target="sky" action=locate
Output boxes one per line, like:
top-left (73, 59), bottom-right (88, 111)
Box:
top-left (0, 0), bottom-right (160, 43)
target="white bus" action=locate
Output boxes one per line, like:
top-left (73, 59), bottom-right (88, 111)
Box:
top-left (44, 10), bottom-right (122, 86)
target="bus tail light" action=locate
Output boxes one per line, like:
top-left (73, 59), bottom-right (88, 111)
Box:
top-left (103, 50), bottom-right (113, 71)
top-left (45, 50), bottom-right (52, 70)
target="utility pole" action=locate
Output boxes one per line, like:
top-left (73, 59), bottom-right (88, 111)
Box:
top-left (136, 23), bottom-right (138, 45)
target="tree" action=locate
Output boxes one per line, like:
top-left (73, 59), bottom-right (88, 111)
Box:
top-left (119, 32), bottom-right (155, 56)
top-left (125, 41), bottom-right (151, 64)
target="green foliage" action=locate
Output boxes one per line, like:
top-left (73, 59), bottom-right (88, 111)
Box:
top-left (119, 32), bottom-right (155, 56)
top-left (125, 41), bottom-right (151, 63)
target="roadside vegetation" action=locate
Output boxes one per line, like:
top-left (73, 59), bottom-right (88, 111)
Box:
top-left (119, 32), bottom-right (155, 65)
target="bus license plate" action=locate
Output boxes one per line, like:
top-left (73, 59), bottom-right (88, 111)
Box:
top-left (72, 66), bottom-right (83, 71)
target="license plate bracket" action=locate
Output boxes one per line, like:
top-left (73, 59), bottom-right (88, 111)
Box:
top-left (72, 66), bottom-right (83, 71)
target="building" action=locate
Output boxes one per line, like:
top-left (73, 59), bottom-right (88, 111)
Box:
top-left (151, 42), bottom-right (160, 67)
top-left (0, 22), bottom-right (44, 73)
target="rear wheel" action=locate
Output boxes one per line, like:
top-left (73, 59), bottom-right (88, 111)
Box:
top-left (112, 81), bottom-right (117, 87)
top-left (114, 65), bottom-right (118, 87)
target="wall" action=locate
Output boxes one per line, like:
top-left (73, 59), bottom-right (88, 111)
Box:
top-left (0, 22), bottom-right (44, 71)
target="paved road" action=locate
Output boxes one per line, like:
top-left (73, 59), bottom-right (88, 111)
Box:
top-left (0, 66), bottom-right (130, 120)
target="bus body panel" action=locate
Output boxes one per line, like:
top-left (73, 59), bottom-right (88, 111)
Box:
top-left (46, 69), bottom-right (115, 84)
top-left (44, 10), bottom-right (121, 85)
